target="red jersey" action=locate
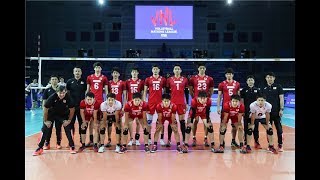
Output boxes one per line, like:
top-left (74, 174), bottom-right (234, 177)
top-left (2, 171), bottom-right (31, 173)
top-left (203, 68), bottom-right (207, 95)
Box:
top-left (126, 78), bottom-right (144, 101)
top-left (190, 97), bottom-right (212, 116)
top-left (189, 75), bottom-right (214, 98)
top-left (218, 80), bottom-right (240, 104)
top-left (156, 102), bottom-right (177, 120)
top-left (86, 74), bottom-right (108, 103)
top-left (166, 76), bottom-right (188, 105)
top-left (145, 76), bottom-right (166, 104)
top-left (79, 100), bottom-right (101, 121)
top-left (222, 101), bottom-right (245, 123)
top-left (124, 100), bottom-right (148, 119)
top-left (108, 80), bottom-right (126, 103)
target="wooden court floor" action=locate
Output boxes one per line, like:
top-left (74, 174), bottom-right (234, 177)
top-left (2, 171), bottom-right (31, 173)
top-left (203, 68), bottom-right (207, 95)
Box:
top-left (26, 120), bottom-right (295, 180)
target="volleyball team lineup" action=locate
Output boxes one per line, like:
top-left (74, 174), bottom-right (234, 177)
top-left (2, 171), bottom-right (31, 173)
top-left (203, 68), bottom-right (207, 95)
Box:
top-left (31, 62), bottom-right (284, 156)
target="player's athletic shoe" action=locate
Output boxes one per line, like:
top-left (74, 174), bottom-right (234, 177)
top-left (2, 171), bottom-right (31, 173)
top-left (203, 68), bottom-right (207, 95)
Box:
top-left (85, 142), bottom-right (94, 147)
top-left (150, 144), bottom-right (157, 153)
top-left (192, 137), bottom-right (197, 147)
top-left (204, 138), bottom-right (209, 147)
top-left (177, 145), bottom-right (183, 154)
top-left (240, 146), bottom-right (247, 154)
top-left (254, 142), bottom-right (262, 149)
top-left (56, 144), bottom-right (62, 149)
top-left (278, 144), bottom-right (284, 152)
top-left (93, 145), bottom-right (99, 152)
top-left (246, 145), bottom-right (252, 153)
top-left (127, 139), bottom-right (134, 146)
top-left (77, 145), bottom-right (86, 153)
top-left (98, 145), bottom-right (105, 153)
top-left (32, 148), bottom-right (43, 156)
top-left (70, 147), bottom-right (77, 154)
top-left (268, 145), bottom-right (278, 154)
top-left (144, 145), bottom-right (151, 153)
top-left (160, 139), bottom-right (165, 146)
top-left (115, 145), bottom-right (121, 153)
top-left (214, 146), bottom-right (224, 153)
top-left (43, 143), bottom-right (50, 150)
top-left (135, 140), bottom-right (141, 146)
top-left (182, 144), bottom-right (189, 153)
top-left (165, 141), bottom-right (171, 147)
top-left (119, 146), bottom-right (126, 154)
top-left (105, 140), bottom-right (112, 147)
top-left (231, 141), bottom-right (240, 150)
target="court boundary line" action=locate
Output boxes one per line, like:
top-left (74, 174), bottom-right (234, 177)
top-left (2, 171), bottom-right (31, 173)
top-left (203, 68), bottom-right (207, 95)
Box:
top-left (25, 149), bottom-right (295, 152)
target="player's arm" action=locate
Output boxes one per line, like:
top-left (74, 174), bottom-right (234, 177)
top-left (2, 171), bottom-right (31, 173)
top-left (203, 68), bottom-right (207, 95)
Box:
top-left (143, 85), bottom-right (148, 101)
top-left (237, 112), bottom-right (244, 124)
top-left (124, 112), bottom-right (129, 129)
top-left (142, 110), bottom-right (147, 127)
top-left (115, 110), bottom-right (120, 123)
top-left (216, 90), bottom-right (223, 114)
top-left (86, 84), bottom-right (90, 94)
top-left (188, 85), bottom-right (194, 98)
top-left (265, 112), bottom-right (270, 125)
top-left (279, 94), bottom-right (284, 113)
top-left (104, 84), bottom-right (108, 95)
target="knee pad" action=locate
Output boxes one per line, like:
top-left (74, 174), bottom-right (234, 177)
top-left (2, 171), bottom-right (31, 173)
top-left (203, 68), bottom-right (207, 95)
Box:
top-left (267, 128), bottom-right (273, 135)
top-left (247, 128), bottom-right (253, 135)
top-left (135, 133), bottom-right (140, 140)
top-left (116, 127), bottom-right (121, 134)
top-left (207, 125), bottom-right (214, 133)
top-left (143, 128), bottom-right (149, 135)
top-left (185, 126), bottom-right (191, 134)
top-left (100, 128), bottom-right (106, 134)
top-left (220, 125), bottom-right (227, 135)
top-left (123, 128), bottom-right (129, 135)
top-left (147, 119), bottom-right (153, 125)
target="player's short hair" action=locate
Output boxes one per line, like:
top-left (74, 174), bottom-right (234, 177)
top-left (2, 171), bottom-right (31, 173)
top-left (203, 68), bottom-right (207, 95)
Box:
top-left (197, 62), bottom-right (206, 68)
top-left (131, 67), bottom-right (139, 72)
top-left (230, 94), bottom-right (241, 101)
top-left (198, 91), bottom-right (207, 98)
top-left (107, 93), bottom-right (116, 99)
top-left (162, 93), bottom-right (171, 100)
top-left (256, 92), bottom-right (266, 99)
top-left (246, 75), bottom-right (255, 80)
top-left (93, 62), bottom-right (103, 68)
top-left (74, 66), bottom-right (82, 70)
top-left (112, 67), bottom-right (120, 73)
top-left (225, 68), bottom-right (234, 74)
top-left (152, 64), bottom-right (160, 69)
top-left (56, 85), bottom-right (66, 92)
top-left (132, 92), bottom-right (142, 99)
top-left (85, 92), bottom-right (95, 98)
top-left (50, 75), bottom-right (59, 79)
top-left (265, 72), bottom-right (276, 78)
top-left (173, 64), bottom-right (181, 68)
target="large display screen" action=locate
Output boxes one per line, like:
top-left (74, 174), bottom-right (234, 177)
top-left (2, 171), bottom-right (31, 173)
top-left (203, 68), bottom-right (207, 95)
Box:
top-left (135, 6), bottom-right (193, 39)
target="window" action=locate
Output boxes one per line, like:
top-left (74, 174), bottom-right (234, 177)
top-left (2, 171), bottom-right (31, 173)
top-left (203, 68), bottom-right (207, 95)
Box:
top-left (209, 32), bottom-right (219, 42)
top-left (223, 32), bottom-right (233, 42)
top-left (112, 23), bottom-right (121, 30)
top-left (80, 32), bottom-right (90, 41)
top-left (95, 32), bottom-right (105, 41)
top-left (252, 32), bottom-right (263, 42)
top-left (207, 23), bottom-right (216, 31)
top-left (238, 32), bottom-right (248, 42)
top-left (109, 31), bottom-right (120, 42)
top-left (65, 31), bottom-right (76, 41)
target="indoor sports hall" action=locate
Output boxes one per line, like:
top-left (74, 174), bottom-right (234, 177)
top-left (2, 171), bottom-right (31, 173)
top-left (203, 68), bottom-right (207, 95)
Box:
top-left (25, 1), bottom-right (295, 180)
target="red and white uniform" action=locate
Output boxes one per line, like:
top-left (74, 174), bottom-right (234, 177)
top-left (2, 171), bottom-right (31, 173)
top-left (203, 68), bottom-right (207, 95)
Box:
top-left (145, 76), bottom-right (166, 114)
top-left (100, 100), bottom-right (122, 115)
top-left (124, 100), bottom-right (148, 119)
top-left (108, 80), bottom-right (126, 103)
top-left (189, 75), bottom-right (214, 98)
top-left (222, 101), bottom-right (245, 124)
top-left (188, 98), bottom-right (212, 119)
top-left (249, 101), bottom-right (272, 119)
top-left (218, 80), bottom-right (240, 105)
top-left (79, 100), bottom-right (101, 121)
top-left (86, 74), bottom-right (108, 104)
top-left (167, 76), bottom-right (188, 115)
top-left (156, 102), bottom-right (177, 124)
top-left (126, 78), bottom-right (144, 101)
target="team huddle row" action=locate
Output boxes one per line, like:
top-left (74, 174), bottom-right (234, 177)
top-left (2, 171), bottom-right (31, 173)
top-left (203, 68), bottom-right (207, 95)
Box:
top-left (32, 62), bottom-right (284, 156)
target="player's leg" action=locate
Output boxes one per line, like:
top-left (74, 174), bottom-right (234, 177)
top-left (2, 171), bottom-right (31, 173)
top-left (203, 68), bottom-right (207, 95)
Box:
top-left (114, 118), bottom-right (122, 153)
top-left (146, 112), bottom-right (154, 145)
top-left (106, 116), bottom-right (114, 147)
top-left (43, 119), bottom-right (54, 150)
top-left (134, 119), bottom-right (141, 145)
top-left (192, 118), bottom-right (198, 146)
top-left (140, 118), bottom-right (151, 152)
top-left (243, 117), bottom-right (249, 145)
top-left (230, 123), bottom-right (240, 150)
top-left (166, 124), bottom-right (172, 147)
top-left (127, 118), bottom-right (134, 146)
top-left (272, 115), bottom-right (284, 152)
top-left (62, 119), bottom-right (77, 154)
top-left (178, 112), bottom-right (186, 142)
top-left (54, 119), bottom-right (63, 149)
top-left (77, 120), bottom-right (89, 153)
top-left (253, 118), bottom-right (262, 149)
top-left (170, 120), bottom-right (183, 153)
top-left (184, 117), bottom-right (195, 149)
top-left (234, 121), bottom-right (246, 154)
top-left (32, 120), bottom-right (54, 156)
top-left (119, 118), bottom-right (132, 154)
top-left (261, 120), bottom-right (278, 154)
top-left (86, 120), bottom-right (94, 147)
top-left (98, 117), bottom-right (108, 153)
top-left (151, 120), bottom-right (163, 153)
top-left (214, 120), bottom-right (227, 153)
top-left (201, 117), bottom-right (215, 151)
top-left (160, 122), bottom-right (165, 146)
top-left (70, 107), bottom-right (78, 142)
top-left (93, 120), bottom-right (100, 152)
